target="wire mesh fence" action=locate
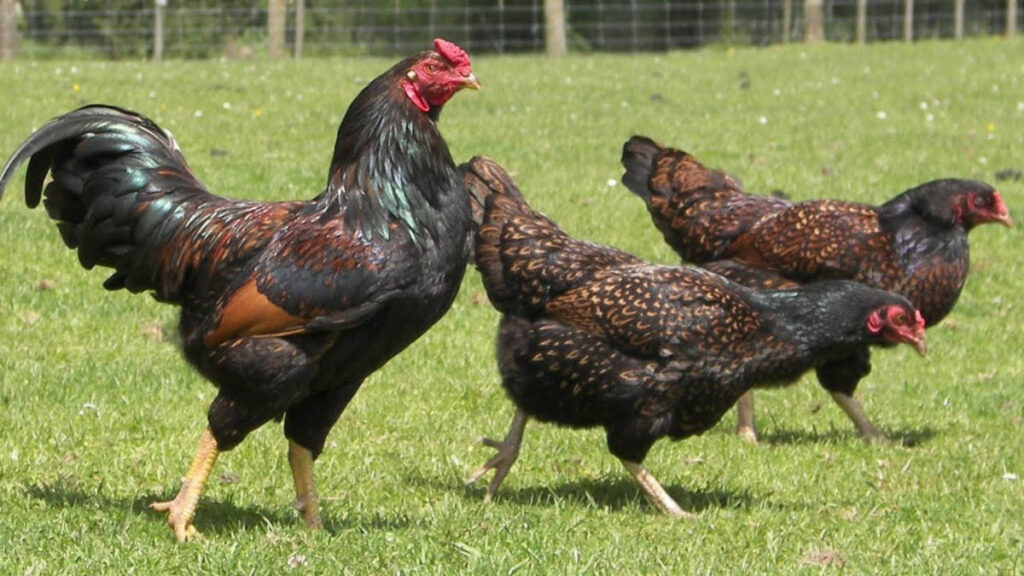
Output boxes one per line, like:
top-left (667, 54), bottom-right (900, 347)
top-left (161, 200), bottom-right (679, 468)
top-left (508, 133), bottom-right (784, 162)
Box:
top-left (3, 0), bottom-right (1021, 60)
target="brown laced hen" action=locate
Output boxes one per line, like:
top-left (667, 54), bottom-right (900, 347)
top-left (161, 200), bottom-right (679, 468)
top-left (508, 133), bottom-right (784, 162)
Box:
top-left (461, 156), bottom-right (926, 516)
top-left (621, 135), bottom-right (1012, 444)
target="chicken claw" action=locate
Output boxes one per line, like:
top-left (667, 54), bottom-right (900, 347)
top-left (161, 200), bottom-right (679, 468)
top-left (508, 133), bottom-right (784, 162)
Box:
top-left (150, 428), bottom-right (219, 542)
top-left (465, 409), bottom-right (528, 501)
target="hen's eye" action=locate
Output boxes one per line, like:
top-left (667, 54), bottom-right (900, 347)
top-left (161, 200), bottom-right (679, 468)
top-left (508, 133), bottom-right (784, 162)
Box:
top-left (892, 312), bottom-right (906, 326)
top-left (971, 194), bottom-right (989, 208)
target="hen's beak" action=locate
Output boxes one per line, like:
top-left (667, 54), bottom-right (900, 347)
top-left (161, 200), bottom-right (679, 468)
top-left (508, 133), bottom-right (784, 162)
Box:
top-left (992, 192), bottom-right (1014, 227)
top-left (461, 73), bottom-right (482, 91)
top-left (909, 334), bottom-right (927, 357)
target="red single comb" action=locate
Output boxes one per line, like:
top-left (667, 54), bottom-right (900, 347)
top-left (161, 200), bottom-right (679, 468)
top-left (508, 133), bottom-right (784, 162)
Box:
top-left (434, 38), bottom-right (471, 70)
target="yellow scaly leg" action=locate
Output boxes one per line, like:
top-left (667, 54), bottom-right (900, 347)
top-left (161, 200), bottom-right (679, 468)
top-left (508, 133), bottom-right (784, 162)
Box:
top-left (150, 427), bottom-right (219, 542)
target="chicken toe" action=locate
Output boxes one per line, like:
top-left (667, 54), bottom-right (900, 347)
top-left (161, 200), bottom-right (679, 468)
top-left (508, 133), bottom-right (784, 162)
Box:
top-left (150, 427), bottom-right (219, 542)
top-left (466, 409), bottom-right (528, 501)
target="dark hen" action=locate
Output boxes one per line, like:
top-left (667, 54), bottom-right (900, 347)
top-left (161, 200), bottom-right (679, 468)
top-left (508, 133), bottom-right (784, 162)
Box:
top-left (0, 39), bottom-right (479, 541)
top-left (461, 157), bottom-right (926, 516)
top-left (622, 136), bottom-right (1012, 443)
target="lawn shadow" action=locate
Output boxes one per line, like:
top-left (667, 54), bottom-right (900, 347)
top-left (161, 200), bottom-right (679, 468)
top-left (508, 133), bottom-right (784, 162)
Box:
top-left (22, 478), bottom-right (411, 537)
top-left (406, 469), bottom-right (762, 515)
top-left (477, 477), bottom-right (757, 515)
top-left (755, 425), bottom-right (938, 447)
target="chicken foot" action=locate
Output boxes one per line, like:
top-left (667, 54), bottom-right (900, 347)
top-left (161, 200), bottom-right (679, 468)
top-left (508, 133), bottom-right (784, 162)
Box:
top-left (465, 409), bottom-right (528, 501)
top-left (288, 440), bottom-right (323, 530)
top-left (151, 427), bottom-right (219, 542)
top-left (620, 460), bottom-right (692, 518)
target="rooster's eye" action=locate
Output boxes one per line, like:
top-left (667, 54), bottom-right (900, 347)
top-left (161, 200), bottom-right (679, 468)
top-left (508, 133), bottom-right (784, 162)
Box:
top-left (971, 194), bottom-right (989, 208)
top-left (892, 313), bottom-right (906, 326)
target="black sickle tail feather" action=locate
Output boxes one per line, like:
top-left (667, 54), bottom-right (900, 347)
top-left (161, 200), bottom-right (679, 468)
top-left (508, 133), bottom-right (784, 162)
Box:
top-left (620, 135), bottom-right (664, 201)
top-left (0, 105), bottom-right (282, 303)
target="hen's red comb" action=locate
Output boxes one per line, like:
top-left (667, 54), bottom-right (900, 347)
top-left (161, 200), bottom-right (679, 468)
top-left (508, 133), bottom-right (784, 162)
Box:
top-left (434, 38), bottom-right (471, 70)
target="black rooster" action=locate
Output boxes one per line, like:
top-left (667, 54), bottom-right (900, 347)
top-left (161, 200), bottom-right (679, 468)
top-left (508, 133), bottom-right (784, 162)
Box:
top-left (622, 136), bottom-right (1012, 443)
top-left (0, 39), bottom-right (480, 541)
top-left (461, 157), bottom-right (926, 516)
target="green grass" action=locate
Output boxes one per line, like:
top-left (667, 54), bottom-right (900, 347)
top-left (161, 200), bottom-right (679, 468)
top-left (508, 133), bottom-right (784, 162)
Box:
top-left (1, 39), bottom-right (1022, 574)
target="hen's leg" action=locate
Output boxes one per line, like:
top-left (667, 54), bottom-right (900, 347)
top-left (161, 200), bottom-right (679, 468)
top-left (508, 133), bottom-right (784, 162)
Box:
top-left (288, 440), bottom-right (322, 530)
top-left (620, 460), bottom-right (692, 518)
top-left (283, 383), bottom-right (362, 528)
top-left (816, 350), bottom-right (883, 442)
top-left (465, 408), bottom-right (528, 501)
top-left (735, 391), bottom-right (758, 444)
top-left (150, 428), bottom-right (219, 542)
top-left (829, 392), bottom-right (883, 442)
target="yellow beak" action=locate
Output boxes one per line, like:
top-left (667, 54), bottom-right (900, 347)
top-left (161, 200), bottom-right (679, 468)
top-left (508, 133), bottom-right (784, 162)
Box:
top-left (462, 73), bottom-right (482, 90)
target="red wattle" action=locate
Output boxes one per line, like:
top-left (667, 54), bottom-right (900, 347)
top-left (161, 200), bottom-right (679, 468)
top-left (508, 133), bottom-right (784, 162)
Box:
top-left (403, 80), bottom-right (430, 113)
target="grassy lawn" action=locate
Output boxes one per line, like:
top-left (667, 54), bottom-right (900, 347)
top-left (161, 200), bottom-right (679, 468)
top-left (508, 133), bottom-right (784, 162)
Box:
top-left (0, 38), bottom-right (1021, 574)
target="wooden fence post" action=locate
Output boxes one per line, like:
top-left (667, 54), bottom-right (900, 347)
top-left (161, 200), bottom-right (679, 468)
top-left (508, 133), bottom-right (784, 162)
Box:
top-left (153, 0), bottom-right (165, 61)
top-left (0, 0), bottom-right (16, 60)
top-left (903, 0), bottom-right (914, 43)
top-left (268, 0), bottom-right (286, 59)
top-left (294, 0), bottom-right (304, 59)
top-left (544, 0), bottom-right (567, 56)
top-left (856, 0), bottom-right (867, 44)
top-left (804, 0), bottom-right (824, 43)
top-left (781, 0), bottom-right (792, 43)
top-left (954, 0), bottom-right (964, 40)
top-left (1008, 0), bottom-right (1018, 38)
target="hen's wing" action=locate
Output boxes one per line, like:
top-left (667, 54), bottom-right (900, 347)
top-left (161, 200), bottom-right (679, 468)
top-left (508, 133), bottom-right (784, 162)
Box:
top-left (543, 265), bottom-right (763, 365)
top-left (723, 200), bottom-right (890, 282)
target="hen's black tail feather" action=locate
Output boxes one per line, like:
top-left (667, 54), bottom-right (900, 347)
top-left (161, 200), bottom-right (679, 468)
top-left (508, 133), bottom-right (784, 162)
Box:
top-left (0, 105), bottom-right (255, 302)
top-left (620, 135), bottom-right (664, 201)
top-left (460, 156), bottom-right (644, 317)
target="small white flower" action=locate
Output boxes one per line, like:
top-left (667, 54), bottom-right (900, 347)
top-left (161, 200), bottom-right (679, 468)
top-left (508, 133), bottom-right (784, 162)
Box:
top-left (992, 84), bottom-right (1000, 93)
top-left (1004, 473), bottom-right (1019, 481)
top-left (148, 91), bottom-right (157, 99)
top-left (876, 111), bottom-right (887, 120)
top-left (606, 179), bottom-right (617, 187)
top-left (287, 553), bottom-right (308, 568)
top-left (194, 110), bottom-right (204, 118)
top-left (9, 449), bottom-right (17, 461)
top-left (70, 66), bottom-right (79, 74)
top-left (1017, 102), bottom-right (1024, 112)
top-left (222, 102), bottom-right (232, 110)
top-left (773, 88), bottom-right (781, 96)
top-left (979, 156), bottom-right (988, 165)
top-left (758, 116), bottom-right (768, 125)
top-left (831, 77), bottom-right (840, 85)
top-left (925, 113), bottom-right (934, 123)
top-left (919, 101), bottom-right (928, 111)
top-left (863, 66), bottom-right (871, 74)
